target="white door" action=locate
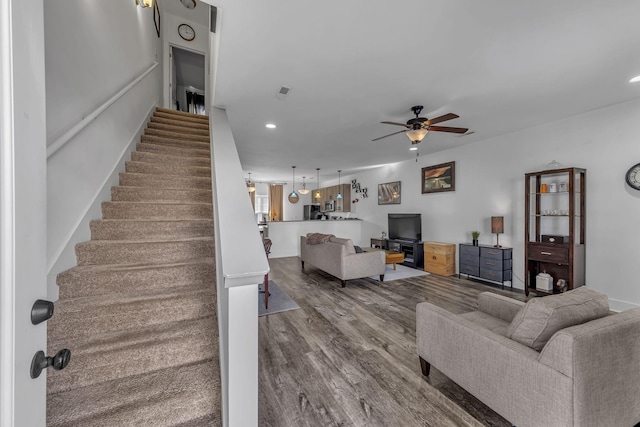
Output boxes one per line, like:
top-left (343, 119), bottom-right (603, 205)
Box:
top-left (0, 1), bottom-right (48, 425)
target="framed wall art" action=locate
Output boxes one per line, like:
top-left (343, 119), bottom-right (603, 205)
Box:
top-left (378, 181), bottom-right (401, 205)
top-left (422, 161), bottom-right (455, 194)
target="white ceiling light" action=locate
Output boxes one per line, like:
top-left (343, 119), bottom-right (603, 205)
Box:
top-left (409, 147), bottom-right (418, 151)
top-left (265, 123), bottom-right (276, 129)
top-left (180, 0), bottom-right (197, 9)
top-left (299, 176), bottom-right (310, 194)
top-left (629, 75), bottom-right (640, 83)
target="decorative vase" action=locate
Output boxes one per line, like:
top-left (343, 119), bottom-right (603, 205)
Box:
top-left (472, 239), bottom-right (478, 246)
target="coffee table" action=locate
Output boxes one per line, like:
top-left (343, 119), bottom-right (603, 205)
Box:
top-left (385, 250), bottom-right (405, 270)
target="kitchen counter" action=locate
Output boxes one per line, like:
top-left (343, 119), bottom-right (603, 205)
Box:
top-left (267, 220), bottom-right (363, 258)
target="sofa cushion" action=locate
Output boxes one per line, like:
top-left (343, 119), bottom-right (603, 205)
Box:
top-left (507, 287), bottom-right (609, 351)
top-left (306, 233), bottom-right (334, 245)
top-left (329, 236), bottom-right (356, 254)
top-left (459, 310), bottom-right (510, 337)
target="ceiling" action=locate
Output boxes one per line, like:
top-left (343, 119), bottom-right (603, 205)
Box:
top-left (192, 0), bottom-right (640, 183)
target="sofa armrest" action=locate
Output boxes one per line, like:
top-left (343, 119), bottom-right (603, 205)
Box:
top-left (477, 292), bottom-right (525, 323)
top-left (538, 308), bottom-right (640, 427)
top-left (342, 250), bottom-right (385, 280)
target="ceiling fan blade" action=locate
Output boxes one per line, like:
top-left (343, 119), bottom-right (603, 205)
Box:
top-left (428, 125), bottom-right (469, 134)
top-left (381, 121), bottom-right (410, 128)
top-left (426, 113), bottom-right (459, 125)
top-left (372, 130), bottom-right (407, 141)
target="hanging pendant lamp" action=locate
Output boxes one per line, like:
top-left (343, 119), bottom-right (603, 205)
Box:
top-left (336, 170), bottom-right (343, 199)
top-left (288, 166), bottom-right (299, 203)
top-left (314, 168), bottom-right (321, 201)
top-left (299, 176), bottom-right (310, 195)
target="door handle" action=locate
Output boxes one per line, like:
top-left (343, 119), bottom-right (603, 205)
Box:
top-left (30, 349), bottom-right (71, 379)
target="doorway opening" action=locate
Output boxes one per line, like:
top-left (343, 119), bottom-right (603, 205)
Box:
top-left (171, 45), bottom-right (206, 115)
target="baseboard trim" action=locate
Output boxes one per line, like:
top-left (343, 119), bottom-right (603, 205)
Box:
top-left (608, 298), bottom-right (640, 312)
top-left (46, 102), bottom-right (157, 299)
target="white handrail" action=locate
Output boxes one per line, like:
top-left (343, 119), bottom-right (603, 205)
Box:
top-left (46, 62), bottom-right (159, 159)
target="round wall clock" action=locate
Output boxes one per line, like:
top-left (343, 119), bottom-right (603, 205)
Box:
top-left (626, 163), bottom-right (640, 190)
top-left (178, 24), bottom-right (195, 41)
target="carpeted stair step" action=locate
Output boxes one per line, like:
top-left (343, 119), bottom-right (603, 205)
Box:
top-left (150, 115), bottom-right (209, 131)
top-left (155, 107), bottom-right (209, 122)
top-left (47, 315), bottom-right (218, 394)
top-left (91, 218), bottom-right (213, 240)
top-left (147, 121), bottom-right (210, 137)
top-left (46, 360), bottom-right (221, 427)
top-left (131, 150), bottom-right (211, 168)
top-left (101, 201), bottom-right (212, 220)
top-left (136, 142), bottom-right (210, 158)
top-left (140, 135), bottom-right (210, 151)
top-left (56, 258), bottom-right (215, 298)
top-left (125, 160), bottom-right (211, 177)
top-left (111, 186), bottom-right (212, 203)
top-left (119, 172), bottom-right (212, 190)
top-left (49, 286), bottom-right (215, 340)
top-left (153, 111), bottom-right (210, 127)
top-left (144, 128), bottom-right (210, 143)
top-left (75, 237), bottom-right (214, 266)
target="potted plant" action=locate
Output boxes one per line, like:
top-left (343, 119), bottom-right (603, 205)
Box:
top-left (471, 231), bottom-right (480, 246)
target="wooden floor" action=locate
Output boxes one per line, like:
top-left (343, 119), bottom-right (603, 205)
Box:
top-left (259, 256), bottom-right (528, 427)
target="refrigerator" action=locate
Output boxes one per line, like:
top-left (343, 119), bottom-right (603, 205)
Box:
top-left (303, 204), bottom-right (321, 220)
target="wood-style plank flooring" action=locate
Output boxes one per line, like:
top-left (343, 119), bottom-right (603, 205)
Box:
top-left (259, 256), bottom-right (528, 427)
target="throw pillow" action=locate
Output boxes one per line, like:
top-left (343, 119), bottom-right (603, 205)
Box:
top-left (354, 245), bottom-right (363, 253)
top-left (507, 287), bottom-right (609, 351)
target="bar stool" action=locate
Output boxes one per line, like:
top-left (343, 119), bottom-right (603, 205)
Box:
top-left (260, 238), bottom-right (272, 309)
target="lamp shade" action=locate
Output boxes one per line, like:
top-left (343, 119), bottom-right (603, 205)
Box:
top-left (406, 128), bottom-right (428, 143)
top-left (491, 216), bottom-right (504, 234)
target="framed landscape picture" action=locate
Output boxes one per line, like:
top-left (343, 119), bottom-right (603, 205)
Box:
top-left (422, 161), bottom-right (455, 194)
top-left (378, 181), bottom-right (401, 205)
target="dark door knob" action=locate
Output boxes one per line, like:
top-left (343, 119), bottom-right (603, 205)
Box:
top-left (30, 349), bottom-right (71, 379)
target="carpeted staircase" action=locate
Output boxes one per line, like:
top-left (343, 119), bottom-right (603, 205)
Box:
top-left (46, 108), bottom-right (222, 426)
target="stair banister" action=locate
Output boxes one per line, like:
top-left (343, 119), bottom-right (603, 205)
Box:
top-left (46, 62), bottom-right (159, 159)
top-left (210, 107), bottom-right (268, 427)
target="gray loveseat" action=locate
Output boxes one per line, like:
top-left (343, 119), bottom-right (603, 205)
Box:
top-left (416, 288), bottom-right (640, 427)
top-left (300, 235), bottom-right (385, 287)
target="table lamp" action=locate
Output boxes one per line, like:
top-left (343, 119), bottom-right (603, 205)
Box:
top-left (491, 216), bottom-right (504, 248)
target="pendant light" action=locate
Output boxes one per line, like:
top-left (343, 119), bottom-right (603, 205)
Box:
top-left (299, 176), bottom-right (310, 195)
top-left (288, 166), bottom-right (299, 203)
top-left (246, 172), bottom-right (256, 193)
top-left (336, 170), bottom-right (343, 199)
top-left (314, 168), bottom-right (321, 201)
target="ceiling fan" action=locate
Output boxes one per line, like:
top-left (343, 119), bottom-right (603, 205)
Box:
top-left (373, 105), bottom-right (468, 144)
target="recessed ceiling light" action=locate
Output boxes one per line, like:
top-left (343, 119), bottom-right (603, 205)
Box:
top-left (265, 123), bottom-right (276, 129)
top-left (409, 147), bottom-right (418, 151)
top-left (629, 75), bottom-right (640, 83)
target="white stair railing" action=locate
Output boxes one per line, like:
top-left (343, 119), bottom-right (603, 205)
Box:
top-left (209, 107), bottom-right (268, 427)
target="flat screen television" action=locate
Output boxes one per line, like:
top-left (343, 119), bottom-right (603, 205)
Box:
top-left (388, 213), bottom-right (421, 241)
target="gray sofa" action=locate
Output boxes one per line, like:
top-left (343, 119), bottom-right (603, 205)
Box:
top-left (300, 235), bottom-right (385, 287)
top-left (416, 289), bottom-right (640, 427)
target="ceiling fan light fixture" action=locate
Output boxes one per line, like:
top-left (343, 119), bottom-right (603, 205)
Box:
top-left (629, 75), bottom-right (640, 83)
top-left (409, 147), bottom-right (418, 151)
top-left (406, 128), bottom-right (428, 143)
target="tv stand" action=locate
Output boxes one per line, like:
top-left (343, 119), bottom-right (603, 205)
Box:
top-left (386, 239), bottom-right (424, 269)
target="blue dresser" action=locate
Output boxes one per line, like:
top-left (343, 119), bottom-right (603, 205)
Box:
top-left (459, 244), bottom-right (512, 289)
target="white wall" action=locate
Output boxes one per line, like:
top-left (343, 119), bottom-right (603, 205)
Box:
top-left (45, 0), bottom-right (163, 298)
top-left (344, 97), bottom-right (640, 311)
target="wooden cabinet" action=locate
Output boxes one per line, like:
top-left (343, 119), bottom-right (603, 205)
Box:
top-left (335, 184), bottom-right (351, 212)
top-left (525, 167), bottom-right (586, 296)
top-left (423, 242), bottom-right (455, 276)
top-left (459, 244), bottom-right (512, 289)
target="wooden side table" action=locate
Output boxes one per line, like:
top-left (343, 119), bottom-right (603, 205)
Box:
top-left (423, 242), bottom-right (456, 276)
top-left (370, 238), bottom-right (387, 249)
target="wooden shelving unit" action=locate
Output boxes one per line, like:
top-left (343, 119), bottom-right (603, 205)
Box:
top-left (524, 167), bottom-right (586, 296)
